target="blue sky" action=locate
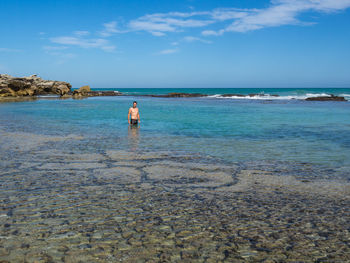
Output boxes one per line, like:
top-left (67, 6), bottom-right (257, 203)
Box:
top-left (1, 0), bottom-right (350, 88)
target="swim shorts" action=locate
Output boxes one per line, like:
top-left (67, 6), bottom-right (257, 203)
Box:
top-left (130, 119), bottom-right (138, 125)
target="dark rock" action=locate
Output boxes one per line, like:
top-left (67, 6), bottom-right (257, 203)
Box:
top-left (305, 95), bottom-right (347, 101)
top-left (8, 80), bottom-right (31, 91)
top-left (86, 90), bottom-right (120, 96)
top-left (149, 93), bottom-right (206, 98)
top-left (249, 93), bottom-right (260, 97)
top-left (72, 85), bottom-right (121, 97)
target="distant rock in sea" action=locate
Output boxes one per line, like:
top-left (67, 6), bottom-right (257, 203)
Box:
top-left (148, 93), bottom-right (206, 98)
top-left (305, 95), bottom-right (347, 101)
top-left (70, 85), bottom-right (121, 97)
top-left (0, 74), bottom-right (71, 97)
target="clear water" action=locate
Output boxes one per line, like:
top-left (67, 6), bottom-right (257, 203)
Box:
top-left (1, 88), bottom-right (350, 178)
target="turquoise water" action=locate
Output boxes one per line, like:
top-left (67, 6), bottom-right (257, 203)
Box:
top-left (0, 89), bottom-right (350, 177)
top-left (1, 88), bottom-right (350, 178)
top-left (96, 87), bottom-right (350, 100)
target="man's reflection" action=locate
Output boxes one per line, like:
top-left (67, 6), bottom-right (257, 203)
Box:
top-left (128, 125), bottom-right (140, 151)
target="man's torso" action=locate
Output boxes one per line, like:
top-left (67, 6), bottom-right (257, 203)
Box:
top-left (130, 107), bottom-right (139, 119)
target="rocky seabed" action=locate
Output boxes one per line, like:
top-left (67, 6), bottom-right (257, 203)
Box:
top-left (0, 129), bottom-right (350, 262)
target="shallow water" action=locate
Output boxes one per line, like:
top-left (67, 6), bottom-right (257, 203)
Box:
top-left (1, 95), bottom-right (350, 262)
top-left (1, 95), bottom-right (350, 172)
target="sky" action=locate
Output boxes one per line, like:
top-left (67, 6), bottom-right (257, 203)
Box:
top-left (1, 0), bottom-right (350, 88)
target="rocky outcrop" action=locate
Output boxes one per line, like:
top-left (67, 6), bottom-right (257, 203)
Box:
top-left (71, 85), bottom-right (121, 97)
top-left (0, 74), bottom-right (71, 97)
top-left (305, 95), bottom-right (347, 101)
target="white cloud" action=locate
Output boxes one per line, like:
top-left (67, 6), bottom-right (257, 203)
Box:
top-left (74, 30), bottom-right (90, 37)
top-left (210, 8), bottom-right (251, 21)
top-left (43, 0), bottom-right (350, 54)
top-left (125, 0), bottom-right (350, 36)
top-left (129, 12), bottom-right (214, 36)
top-left (158, 48), bottom-right (179, 55)
top-left (204, 0), bottom-right (350, 35)
top-left (183, 36), bottom-right (212, 44)
top-left (99, 21), bottom-right (121, 37)
top-left (50, 36), bottom-right (116, 52)
top-left (150, 31), bottom-right (166, 36)
top-left (43, 46), bottom-right (68, 51)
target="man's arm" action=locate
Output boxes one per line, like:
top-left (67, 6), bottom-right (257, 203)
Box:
top-left (128, 108), bottom-right (131, 124)
top-left (137, 111), bottom-right (140, 122)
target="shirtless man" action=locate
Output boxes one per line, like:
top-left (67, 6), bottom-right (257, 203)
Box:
top-left (128, 101), bottom-right (140, 125)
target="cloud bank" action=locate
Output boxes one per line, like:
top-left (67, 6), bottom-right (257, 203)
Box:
top-left (125, 0), bottom-right (350, 36)
top-left (45, 0), bottom-right (350, 54)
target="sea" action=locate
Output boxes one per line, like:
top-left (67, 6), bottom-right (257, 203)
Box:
top-left (1, 87), bottom-right (350, 261)
top-left (1, 88), bottom-right (349, 178)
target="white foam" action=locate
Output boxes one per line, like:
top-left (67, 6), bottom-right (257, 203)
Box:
top-left (207, 93), bottom-right (335, 101)
top-left (37, 95), bottom-right (60, 98)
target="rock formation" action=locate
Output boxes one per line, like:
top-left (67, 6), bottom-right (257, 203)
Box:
top-left (0, 74), bottom-right (71, 97)
top-left (71, 85), bottom-right (121, 97)
top-left (305, 95), bottom-right (347, 101)
top-left (72, 85), bottom-right (91, 97)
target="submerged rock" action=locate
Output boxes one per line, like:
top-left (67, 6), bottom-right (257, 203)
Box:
top-left (305, 95), bottom-right (347, 101)
top-left (0, 74), bottom-right (71, 97)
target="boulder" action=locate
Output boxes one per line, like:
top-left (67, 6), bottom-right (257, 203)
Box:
top-left (72, 85), bottom-right (91, 96)
top-left (305, 95), bottom-right (347, 101)
top-left (79, 85), bottom-right (91, 93)
top-left (55, 84), bottom-right (71, 96)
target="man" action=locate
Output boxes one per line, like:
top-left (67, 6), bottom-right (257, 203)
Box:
top-left (128, 101), bottom-right (140, 125)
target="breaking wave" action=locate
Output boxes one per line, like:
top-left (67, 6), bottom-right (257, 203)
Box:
top-left (207, 93), bottom-right (337, 100)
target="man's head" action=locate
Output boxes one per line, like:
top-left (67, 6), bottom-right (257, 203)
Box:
top-left (133, 101), bottom-right (137, 108)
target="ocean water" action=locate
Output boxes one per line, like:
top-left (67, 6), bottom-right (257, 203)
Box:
top-left (1, 88), bottom-right (350, 261)
top-left (102, 87), bottom-right (350, 101)
top-left (1, 88), bottom-right (350, 178)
